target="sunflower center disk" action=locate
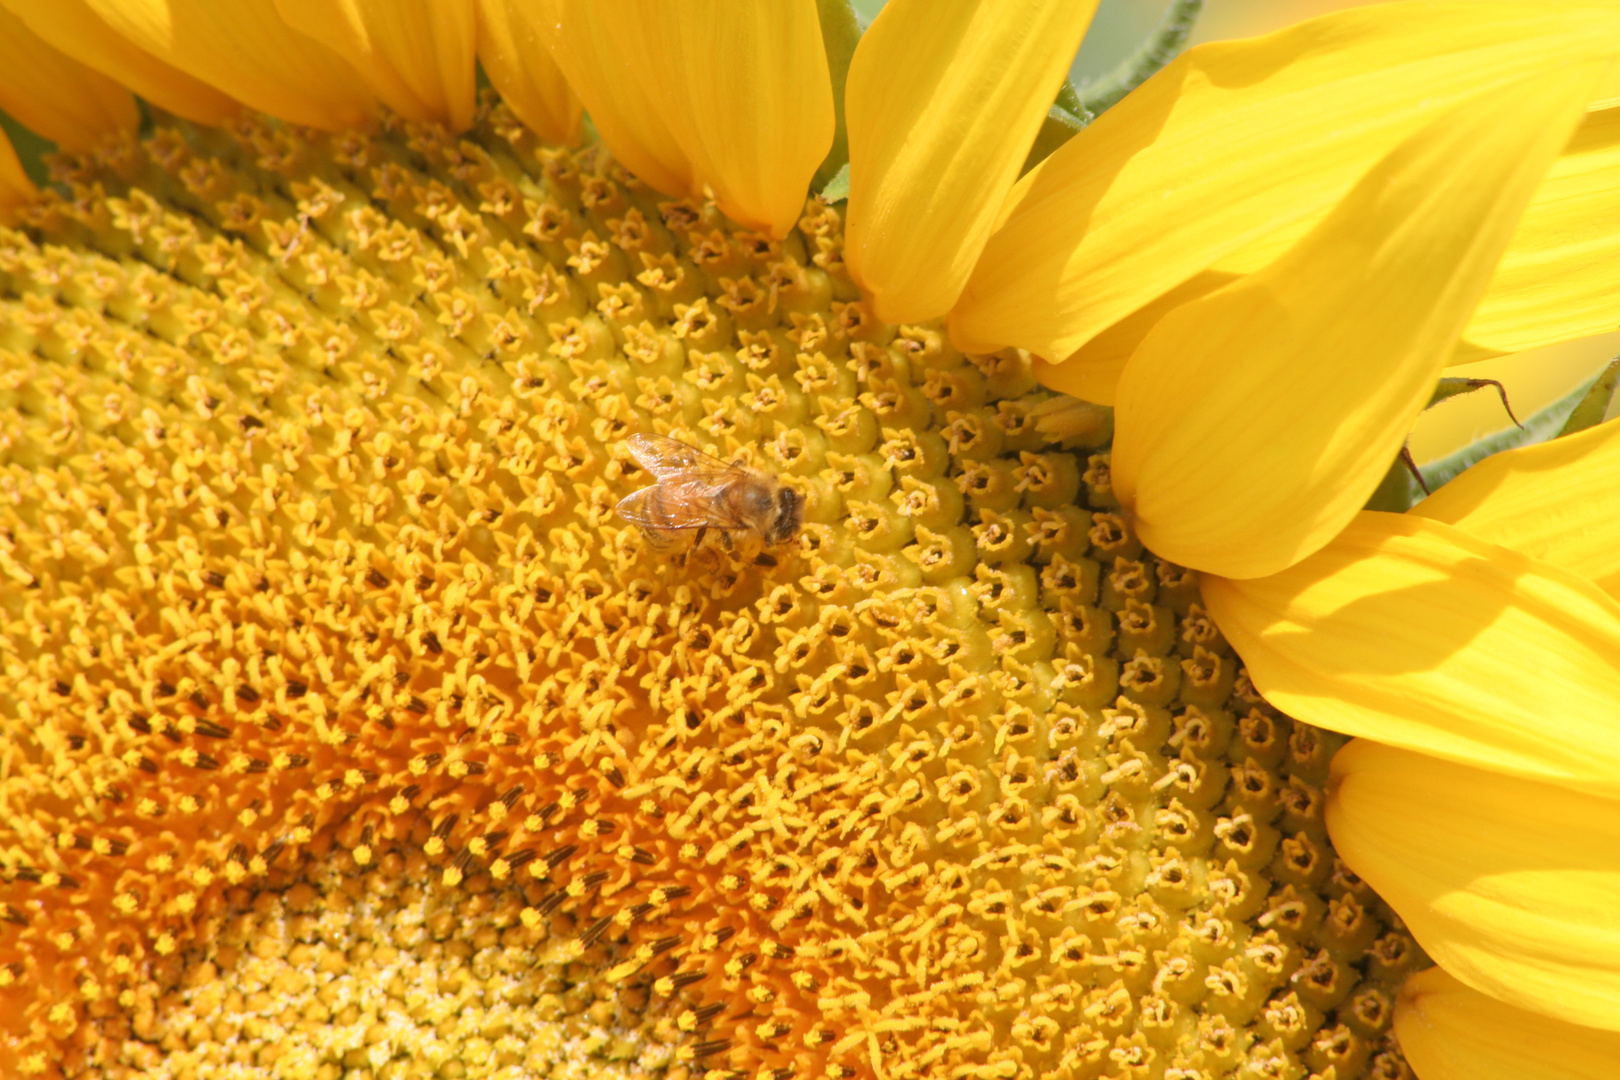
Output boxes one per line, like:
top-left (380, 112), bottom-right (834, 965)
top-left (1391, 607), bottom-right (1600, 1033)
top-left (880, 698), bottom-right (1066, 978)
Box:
top-left (0, 106), bottom-right (1420, 1079)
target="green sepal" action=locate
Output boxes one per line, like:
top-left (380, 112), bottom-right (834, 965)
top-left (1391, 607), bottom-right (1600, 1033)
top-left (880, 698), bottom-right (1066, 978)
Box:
top-left (1420, 372), bottom-right (1602, 493)
top-left (1054, 80), bottom-right (1084, 118)
top-left (1557, 357), bottom-right (1620, 437)
top-left (819, 163), bottom-right (851, 204)
top-left (1021, 104), bottom-right (1091, 174)
top-left (1366, 371), bottom-right (1604, 513)
top-left (1363, 450), bottom-right (1422, 513)
top-left (0, 110), bottom-right (53, 188)
top-left (811, 0), bottom-right (862, 193)
top-left (1427, 376), bottom-right (1517, 419)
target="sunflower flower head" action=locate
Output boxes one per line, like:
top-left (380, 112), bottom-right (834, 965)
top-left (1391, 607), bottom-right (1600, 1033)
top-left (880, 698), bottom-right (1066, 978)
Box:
top-left (3, 2), bottom-right (1620, 1079)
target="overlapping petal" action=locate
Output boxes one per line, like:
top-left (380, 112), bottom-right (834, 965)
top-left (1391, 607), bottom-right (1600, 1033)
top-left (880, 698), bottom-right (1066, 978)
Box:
top-left (0, 4), bottom-right (137, 152)
top-left (276, 0), bottom-right (476, 131)
top-left (531, 0), bottom-right (692, 196)
top-left (474, 0), bottom-right (581, 145)
top-left (81, 0), bottom-right (373, 130)
top-left (1459, 102), bottom-right (1620, 360)
top-left (948, 1), bottom-right (1620, 365)
top-left (1, 0), bottom-right (239, 125)
top-left (1031, 272), bottom-right (1233, 407)
top-left (1109, 63), bottom-right (1599, 579)
top-left (1331, 741), bottom-right (1620, 1030)
top-left (603, 1), bottom-right (833, 238)
top-left (1414, 416), bottom-right (1620, 597)
top-left (1202, 512), bottom-right (1620, 796)
top-left (1397, 968), bottom-right (1620, 1079)
top-left (842, 0), bottom-right (1098, 323)
top-left (0, 132), bottom-right (33, 210)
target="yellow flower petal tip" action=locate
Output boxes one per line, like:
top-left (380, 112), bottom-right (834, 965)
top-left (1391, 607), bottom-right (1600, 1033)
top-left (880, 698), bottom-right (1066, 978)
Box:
top-left (475, 0), bottom-right (582, 145)
top-left (842, 0), bottom-right (1099, 324)
top-left (275, 0), bottom-right (478, 131)
top-left (598, 0), bottom-right (834, 239)
top-left (0, 4), bottom-right (138, 152)
top-left (1331, 741), bottom-right (1620, 1033)
top-left (0, 130), bottom-right (35, 211)
top-left (1396, 968), bottom-right (1620, 1080)
top-left (1, 0), bottom-right (241, 125)
top-left (1204, 512), bottom-right (1620, 797)
top-left (1112, 59), bottom-right (1605, 579)
top-left (950, 1), bottom-right (1620, 364)
top-left (81, 0), bottom-right (375, 130)
top-left (531, 0), bottom-right (694, 197)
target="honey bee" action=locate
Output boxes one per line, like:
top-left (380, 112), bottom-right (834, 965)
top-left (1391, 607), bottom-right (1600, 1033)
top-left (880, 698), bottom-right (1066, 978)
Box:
top-left (616, 434), bottom-right (804, 561)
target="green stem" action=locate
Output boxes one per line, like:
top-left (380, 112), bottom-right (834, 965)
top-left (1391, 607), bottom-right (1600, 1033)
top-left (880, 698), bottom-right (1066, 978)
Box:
top-left (1077, 0), bottom-right (1205, 116)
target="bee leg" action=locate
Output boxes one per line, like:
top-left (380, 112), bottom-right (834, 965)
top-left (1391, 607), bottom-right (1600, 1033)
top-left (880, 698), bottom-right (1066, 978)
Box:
top-left (719, 530), bottom-right (735, 553)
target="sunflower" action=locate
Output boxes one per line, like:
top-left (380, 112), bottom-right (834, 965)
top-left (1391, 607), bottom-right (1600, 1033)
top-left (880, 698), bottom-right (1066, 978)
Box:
top-left (0, 2), bottom-right (1617, 1079)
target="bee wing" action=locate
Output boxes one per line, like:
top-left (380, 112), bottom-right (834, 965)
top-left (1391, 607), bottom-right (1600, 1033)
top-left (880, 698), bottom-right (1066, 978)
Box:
top-left (625, 433), bottom-right (743, 481)
top-left (615, 478), bottom-right (749, 531)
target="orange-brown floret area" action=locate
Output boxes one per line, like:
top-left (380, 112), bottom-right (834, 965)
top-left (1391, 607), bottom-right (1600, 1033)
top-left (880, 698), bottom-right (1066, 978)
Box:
top-left (0, 102), bottom-right (1425, 1080)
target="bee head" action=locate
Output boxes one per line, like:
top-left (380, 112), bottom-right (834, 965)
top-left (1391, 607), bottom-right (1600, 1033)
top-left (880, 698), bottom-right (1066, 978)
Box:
top-left (770, 487), bottom-right (804, 544)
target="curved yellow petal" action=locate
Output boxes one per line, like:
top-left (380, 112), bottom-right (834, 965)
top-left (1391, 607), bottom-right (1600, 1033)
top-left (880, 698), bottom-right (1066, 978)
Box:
top-left (275, 0), bottom-right (476, 131)
top-left (0, 130), bottom-right (35, 212)
top-left (1203, 512), bottom-right (1620, 796)
top-left (842, 0), bottom-right (1098, 324)
top-left (81, 0), bottom-right (374, 130)
top-left (603, 0), bottom-right (832, 238)
top-left (1030, 271), bottom-right (1235, 407)
top-left (1396, 968), bottom-right (1620, 1080)
top-left (1331, 742), bottom-right (1620, 1031)
top-left (532, 0), bottom-right (691, 196)
top-left (1, 0), bottom-right (240, 125)
top-left (1457, 101), bottom-right (1620, 361)
top-left (475, 0), bottom-right (580, 145)
top-left (1111, 63), bottom-right (1600, 579)
top-left (0, 5), bottom-right (137, 152)
top-left (948, 1), bottom-right (1620, 361)
top-left (1414, 417), bottom-right (1620, 596)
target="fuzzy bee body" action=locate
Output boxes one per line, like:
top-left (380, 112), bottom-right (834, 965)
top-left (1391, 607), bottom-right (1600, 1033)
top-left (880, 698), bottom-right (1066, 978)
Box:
top-left (616, 434), bottom-right (804, 560)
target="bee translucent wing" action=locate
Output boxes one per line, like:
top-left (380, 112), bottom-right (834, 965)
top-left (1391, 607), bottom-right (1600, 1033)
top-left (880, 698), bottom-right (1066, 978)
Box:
top-left (615, 480), bottom-right (747, 531)
top-left (625, 433), bottom-right (741, 481)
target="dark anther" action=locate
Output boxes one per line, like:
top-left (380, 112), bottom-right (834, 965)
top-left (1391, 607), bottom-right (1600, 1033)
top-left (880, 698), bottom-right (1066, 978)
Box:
top-left (542, 844), bottom-right (578, 869)
top-left (578, 917), bottom-right (613, 947)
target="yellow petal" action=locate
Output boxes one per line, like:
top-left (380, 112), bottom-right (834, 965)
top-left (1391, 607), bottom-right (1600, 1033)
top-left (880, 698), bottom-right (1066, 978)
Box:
top-left (948, 2), bottom-right (1620, 361)
top-left (1221, 101), bottom-right (1620, 365)
top-left (275, 0), bottom-right (476, 131)
top-left (1111, 62), bottom-right (1602, 579)
top-left (531, 0), bottom-right (692, 196)
top-left (842, 0), bottom-right (1099, 324)
top-left (0, 5), bottom-right (137, 151)
top-left (603, 0), bottom-right (833, 238)
top-left (0, 129), bottom-right (35, 212)
top-left (1396, 968), bottom-right (1620, 1080)
top-left (1, 0), bottom-right (239, 125)
top-left (1413, 417), bottom-right (1620, 596)
top-left (1331, 741), bottom-right (1620, 1031)
top-left (81, 0), bottom-right (374, 130)
top-left (1203, 512), bottom-right (1620, 796)
top-left (474, 0), bottom-right (580, 145)
top-left (1459, 101), bottom-right (1620, 360)
top-left (1030, 271), bottom-right (1234, 407)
